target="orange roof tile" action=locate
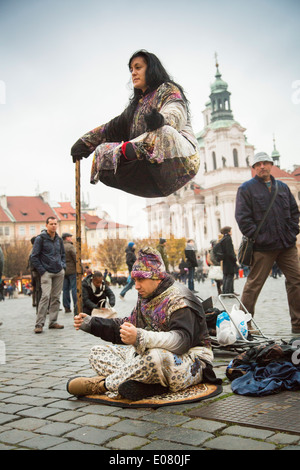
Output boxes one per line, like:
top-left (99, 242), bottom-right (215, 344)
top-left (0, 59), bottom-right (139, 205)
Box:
top-left (3, 196), bottom-right (57, 223)
top-left (53, 202), bottom-right (77, 221)
top-left (83, 213), bottom-right (103, 230)
top-left (0, 206), bottom-right (11, 223)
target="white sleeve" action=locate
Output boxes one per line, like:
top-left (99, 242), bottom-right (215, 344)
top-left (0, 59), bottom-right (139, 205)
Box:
top-left (134, 328), bottom-right (187, 355)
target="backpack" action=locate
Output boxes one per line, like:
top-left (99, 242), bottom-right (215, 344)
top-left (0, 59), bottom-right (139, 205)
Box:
top-left (212, 239), bottom-right (225, 262)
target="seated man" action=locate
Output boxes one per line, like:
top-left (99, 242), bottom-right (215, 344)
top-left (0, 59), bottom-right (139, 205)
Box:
top-left (67, 247), bottom-right (218, 401)
top-left (82, 271), bottom-right (115, 315)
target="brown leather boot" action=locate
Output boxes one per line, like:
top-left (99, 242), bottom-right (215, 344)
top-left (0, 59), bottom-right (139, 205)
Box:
top-left (67, 376), bottom-right (106, 396)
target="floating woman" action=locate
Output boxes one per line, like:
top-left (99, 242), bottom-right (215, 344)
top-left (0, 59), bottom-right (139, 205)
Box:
top-left (71, 50), bottom-right (199, 198)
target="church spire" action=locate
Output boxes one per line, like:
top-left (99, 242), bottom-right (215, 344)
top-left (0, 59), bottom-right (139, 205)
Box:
top-left (271, 134), bottom-right (280, 167)
top-left (209, 53), bottom-right (234, 122)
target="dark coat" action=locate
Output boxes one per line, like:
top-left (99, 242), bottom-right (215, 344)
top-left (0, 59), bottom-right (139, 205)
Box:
top-left (82, 274), bottom-right (115, 315)
top-left (185, 244), bottom-right (198, 268)
top-left (63, 241), bottom-right (76, 276)
top-left (30, 231), bottom-right (66, 276)
top-left (235, 175), bottom-right (299, 251)
top-left (219, 234), bottom-right (236, 274)
top-left (125, 246), bottom-right (136, 273)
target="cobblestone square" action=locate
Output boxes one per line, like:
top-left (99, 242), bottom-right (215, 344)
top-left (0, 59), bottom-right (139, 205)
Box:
top-left (0, 275), bottom-right (299, 451)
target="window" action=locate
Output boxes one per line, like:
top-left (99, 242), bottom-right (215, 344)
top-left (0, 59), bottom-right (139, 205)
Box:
top-left (4, 226), bottom-right (9, 236)
top-left (30, 225), bottom-right (36, 235)
top-left (19, 226), bottom-right (25, 236)
top-left (233, 149), bottom-right (239, 167)
top-left (212, 151), bottom-right (217, 170)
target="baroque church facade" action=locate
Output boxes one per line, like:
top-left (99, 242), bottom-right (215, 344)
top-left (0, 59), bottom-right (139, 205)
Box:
top-left (144, 59), bottom-right (300, 253)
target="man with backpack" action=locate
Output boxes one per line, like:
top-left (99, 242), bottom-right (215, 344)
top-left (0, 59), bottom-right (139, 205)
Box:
top-left (30, 217), bottom-right (66, 334)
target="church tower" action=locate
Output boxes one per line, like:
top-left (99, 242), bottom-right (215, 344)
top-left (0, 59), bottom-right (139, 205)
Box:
top-left (271, 135), bottom-right (281, 167)
top-left (209, 54), bottom-right (234, 123)
top-left (194, 55), bottom-right (254, 247)
top-left (145, 55), bottom-right (256, 251)
top-left (196, 54), bottom-right (254, 175)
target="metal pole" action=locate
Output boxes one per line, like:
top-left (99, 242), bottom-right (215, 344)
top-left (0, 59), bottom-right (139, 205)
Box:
top-left (75, 159), bottom-right (82, 313)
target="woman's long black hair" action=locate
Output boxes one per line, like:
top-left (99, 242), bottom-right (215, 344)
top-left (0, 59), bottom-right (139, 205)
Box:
top-left (104, 50), bottom-right (190, 141)
top-left (127, 49), bottom-right (190, 116)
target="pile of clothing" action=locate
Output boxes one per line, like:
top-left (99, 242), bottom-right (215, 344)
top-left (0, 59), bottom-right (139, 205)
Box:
top-left (226, 341), bottom-right (300, 396)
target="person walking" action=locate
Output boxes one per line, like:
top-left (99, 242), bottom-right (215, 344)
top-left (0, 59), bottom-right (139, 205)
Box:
top-left (71, 50), bottom-right (199, 198)
top-left (185, 239), bottom-right (198, 292)
top-left (62, 233), bottom-right (77, 314)
top-left (235, 151), bottom-right (300, 334)
top-left (30, 217), bottom-right (65, 334)
top-left (120, 242), bottom-right (136, 300)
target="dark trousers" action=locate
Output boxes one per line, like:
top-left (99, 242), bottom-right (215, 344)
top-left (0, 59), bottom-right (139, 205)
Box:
top-left (63, 273), bottom-right (77, 313)
top-left (188, 267), bottom-right (195, 291)
top-left (241, 245), bottom-right (300, 329)
top-left (223, 274), bottom-right (234, 294)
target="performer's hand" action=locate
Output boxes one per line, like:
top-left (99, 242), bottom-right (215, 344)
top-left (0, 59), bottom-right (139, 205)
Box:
top-left (120, 322), bottom-right (137, 345)
top-left (144, 109), bottom-right (164, 131)
top-left (71, 139), bottom-right (92, 163)
top-left (74, 313), bottom-right (88, 330)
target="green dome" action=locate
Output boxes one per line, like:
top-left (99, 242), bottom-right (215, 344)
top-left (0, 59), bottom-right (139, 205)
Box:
top-left (271, 148), bottom-right (280, 158)
top-left (210, 68), bottom-right (228, 93)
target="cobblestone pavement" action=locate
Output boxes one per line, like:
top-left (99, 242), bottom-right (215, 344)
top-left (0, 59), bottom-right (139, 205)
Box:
top-left (0, 275), bottom-right (299, 452)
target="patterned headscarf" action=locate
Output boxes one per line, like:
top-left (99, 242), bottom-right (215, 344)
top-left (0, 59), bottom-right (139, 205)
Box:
top-left (131, 247), bottom-right (167, 280)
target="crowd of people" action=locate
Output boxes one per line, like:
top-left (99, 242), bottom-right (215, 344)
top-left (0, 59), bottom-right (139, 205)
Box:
top-left (0, 47), bottom-right (299, 404)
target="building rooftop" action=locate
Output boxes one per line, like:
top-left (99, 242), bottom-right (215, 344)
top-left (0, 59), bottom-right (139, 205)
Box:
top-left (0, 196), bottom-right (57, 223)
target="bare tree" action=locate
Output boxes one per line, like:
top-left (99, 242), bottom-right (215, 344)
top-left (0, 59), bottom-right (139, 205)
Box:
top-left (2, 241), bottom-right (32, 277)
top-left (95, 239), bottom-right (127, 275)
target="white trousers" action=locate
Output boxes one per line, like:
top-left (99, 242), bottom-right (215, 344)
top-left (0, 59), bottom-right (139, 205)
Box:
top-left (89, 344), bottom-right (206, 393)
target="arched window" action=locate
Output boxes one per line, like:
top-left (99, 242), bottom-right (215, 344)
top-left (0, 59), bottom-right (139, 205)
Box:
top-left (233, 148), bottom-right (239, 167)
top-left (212, 151), bottom-right (217, 170)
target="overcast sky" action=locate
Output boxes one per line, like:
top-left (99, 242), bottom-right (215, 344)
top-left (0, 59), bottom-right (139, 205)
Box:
top-left (1, 0), bottom-right (299, 236)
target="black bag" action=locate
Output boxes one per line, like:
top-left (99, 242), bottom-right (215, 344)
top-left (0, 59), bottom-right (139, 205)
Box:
top-left (212, 240), bottom-right (225, 262)
top-left (238, 236), bottom-right (254, 266)
top-left (237, 182), bottom-right (278, 267)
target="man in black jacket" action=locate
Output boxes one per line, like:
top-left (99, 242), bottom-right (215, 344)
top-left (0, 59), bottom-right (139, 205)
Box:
top-left (67, 247), bottom-right (217, 401)
top-left (82, 272), bottom-right (115, 315)
top-left (235, 152), bottom-right (300, 334)
top-left (31, 217), bottom-right (65, 333)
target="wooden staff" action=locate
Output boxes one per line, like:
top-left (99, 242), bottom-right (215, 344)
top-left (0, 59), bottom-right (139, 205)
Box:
top-left (75, 159), bottom-right (82, 313)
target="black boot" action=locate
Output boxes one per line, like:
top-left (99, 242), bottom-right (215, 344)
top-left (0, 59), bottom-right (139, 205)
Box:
top-left (118, 380), bottom-right (168, 401)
